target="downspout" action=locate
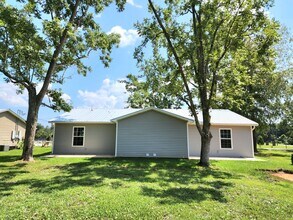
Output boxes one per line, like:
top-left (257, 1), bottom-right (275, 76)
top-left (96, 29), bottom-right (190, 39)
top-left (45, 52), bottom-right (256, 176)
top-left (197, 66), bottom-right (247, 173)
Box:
top-left (51, 123), bottom-right (55, 155)
top-left (251, 126), bottom-right (256, 157)
top-left (114, 120), bottom-right (118, 157)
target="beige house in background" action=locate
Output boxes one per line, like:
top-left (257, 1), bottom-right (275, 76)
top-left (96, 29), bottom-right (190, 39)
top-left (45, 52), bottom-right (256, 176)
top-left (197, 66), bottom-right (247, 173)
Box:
top-left (0, 109), bottom-right (26, 146)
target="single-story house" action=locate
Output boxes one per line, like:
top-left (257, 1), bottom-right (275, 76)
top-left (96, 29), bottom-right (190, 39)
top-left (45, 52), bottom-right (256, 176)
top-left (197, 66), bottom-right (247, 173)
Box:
top-left (49, 108), bottom-right (258, 158)
top-left (0, 109), bottom-right (26, 147)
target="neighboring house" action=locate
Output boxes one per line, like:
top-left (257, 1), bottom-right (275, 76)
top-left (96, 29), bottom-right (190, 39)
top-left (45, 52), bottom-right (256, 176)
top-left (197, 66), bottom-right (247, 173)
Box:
top-left (0, 109), bottom-right (26, 146)
top-left (49, 108), bottom-right (258, 158)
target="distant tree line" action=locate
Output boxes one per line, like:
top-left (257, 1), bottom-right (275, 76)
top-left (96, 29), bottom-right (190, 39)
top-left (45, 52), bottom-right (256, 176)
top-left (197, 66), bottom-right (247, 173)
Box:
top-left (35, 124), bottom-right (53, 141)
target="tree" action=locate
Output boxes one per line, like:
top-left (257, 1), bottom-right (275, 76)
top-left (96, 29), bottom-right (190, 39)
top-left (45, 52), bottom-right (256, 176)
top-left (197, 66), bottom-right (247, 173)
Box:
top-left (35, 124), bottom-right (53, 141)
top-left (122, 56), bottom-right (183, 108)
top-left (214, 25), bottom-right (292, 151)
top-left (0, 0), bottom-right (126, 161)
top-left (213, 19), bottom-right (282, 151)
top-left (275, 27), bottom-right (293, 145)
top-left (277, 75), bottom-right (293, 145)
top-left (135, 0), bottom-right (274, 166)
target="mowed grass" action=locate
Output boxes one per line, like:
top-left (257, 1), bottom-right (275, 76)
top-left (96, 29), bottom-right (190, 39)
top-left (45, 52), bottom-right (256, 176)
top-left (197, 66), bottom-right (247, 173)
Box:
top-left (258, 143), bottom-right (293, 150)
top-left (0, 147), bottom-right (292, 220)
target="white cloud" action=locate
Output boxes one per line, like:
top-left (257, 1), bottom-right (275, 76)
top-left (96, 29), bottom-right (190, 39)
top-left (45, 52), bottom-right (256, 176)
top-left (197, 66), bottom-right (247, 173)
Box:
top-left (0, 83), bottom-right (28, 107)
top-left (36, 83), bottom-right (52, 94)
top-left (126, 0), bottom-right (142, 8)
top-left (78, 78), bottom-right (128, 108)
top-left (108, 26), bottom-right (139, 47)
top-left (61, 93), bottom-right (71, 104)
top-left (95, 13), bottom-right (102, 18)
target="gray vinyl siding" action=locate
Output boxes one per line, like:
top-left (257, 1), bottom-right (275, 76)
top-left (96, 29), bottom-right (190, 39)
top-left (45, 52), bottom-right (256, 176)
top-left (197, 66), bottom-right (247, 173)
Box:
top-left (116, 110), bottom-right (188, 158)
top-left (53, 123), bottom-right (115, 155)
top-left (188, 125), bottom-right (254, 158)
top-left (0, 112), bottom-right (26, 146)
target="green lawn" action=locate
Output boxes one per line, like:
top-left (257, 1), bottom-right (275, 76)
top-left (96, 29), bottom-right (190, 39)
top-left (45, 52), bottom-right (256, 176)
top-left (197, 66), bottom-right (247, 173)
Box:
top-left (258, 143), bottom-right (293, 150)
top-left (0, 148), bottom-right (292, 220)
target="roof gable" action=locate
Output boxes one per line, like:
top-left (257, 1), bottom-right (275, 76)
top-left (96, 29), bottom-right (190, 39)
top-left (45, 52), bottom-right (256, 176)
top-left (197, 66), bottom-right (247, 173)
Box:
top-left (0, 109), bottom-right (26, 124)
top-left (111, 107), bottom-right (193, 122)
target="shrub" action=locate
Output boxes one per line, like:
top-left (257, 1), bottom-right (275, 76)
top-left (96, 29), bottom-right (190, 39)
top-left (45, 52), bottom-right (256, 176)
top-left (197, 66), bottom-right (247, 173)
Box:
top-left (258, 135), bottom-right (264, 145)
top-left (17, 140), bottom-right (24, 149)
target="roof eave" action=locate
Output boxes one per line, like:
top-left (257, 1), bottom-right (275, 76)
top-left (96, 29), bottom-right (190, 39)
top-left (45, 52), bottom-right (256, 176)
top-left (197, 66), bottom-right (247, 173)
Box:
top-left (187, 122), bottom-right (259, 126)
top-left (50, 121), bottom-right (115, 124)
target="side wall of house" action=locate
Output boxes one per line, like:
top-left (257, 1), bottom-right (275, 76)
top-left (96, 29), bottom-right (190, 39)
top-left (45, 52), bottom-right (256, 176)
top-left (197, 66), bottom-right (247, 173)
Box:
top-left (116, 110), bottom-right (188, 158)
top-left (0, 112), bottom-right (26, 146)
top-left (188, 125), bottom-right (254, 158)
top-left (53, 123), bottom-right (116, 155)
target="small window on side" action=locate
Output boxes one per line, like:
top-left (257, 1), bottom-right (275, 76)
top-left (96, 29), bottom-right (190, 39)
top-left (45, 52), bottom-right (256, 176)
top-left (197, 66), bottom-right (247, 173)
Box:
top-left (220, 129), bottom-right (232, 149)
top-left (72, 127), bottom-right (85, 147)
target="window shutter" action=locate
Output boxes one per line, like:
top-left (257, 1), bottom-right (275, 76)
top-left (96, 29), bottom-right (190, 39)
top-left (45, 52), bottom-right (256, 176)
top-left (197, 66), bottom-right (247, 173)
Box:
top-left (11, 130), bottom-right (16, 139)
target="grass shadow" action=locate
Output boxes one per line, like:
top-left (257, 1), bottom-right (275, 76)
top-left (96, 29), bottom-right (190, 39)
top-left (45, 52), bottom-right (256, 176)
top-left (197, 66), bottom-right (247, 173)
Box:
top-left (0, 155), bottom-right (22, 162)
top-left (141, 180), bottom-right (231, 204)
top-left (0, 149), bottom-right (51, 163)
top-left (0, 163), bottom-right (29, 196)
top-left (0, 158), bottom-right (239, 204)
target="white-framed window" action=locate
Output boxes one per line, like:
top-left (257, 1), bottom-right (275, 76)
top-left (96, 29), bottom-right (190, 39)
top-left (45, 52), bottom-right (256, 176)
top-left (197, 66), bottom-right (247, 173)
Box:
top-left (219, 129), bottom-right (233, 149)
top-left (72, 126), bottom-right (85, 147)
top-left (11, 130), bottom-right (22, 140)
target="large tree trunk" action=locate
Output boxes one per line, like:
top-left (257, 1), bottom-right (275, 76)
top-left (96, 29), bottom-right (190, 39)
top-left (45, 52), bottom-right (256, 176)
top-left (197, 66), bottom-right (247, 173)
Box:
top-left (199, 132), bottom-right (212, 166)
top-left (22, 92), bottom-right (40, 161)
top-left (198, 109), bottom-right (212, 167)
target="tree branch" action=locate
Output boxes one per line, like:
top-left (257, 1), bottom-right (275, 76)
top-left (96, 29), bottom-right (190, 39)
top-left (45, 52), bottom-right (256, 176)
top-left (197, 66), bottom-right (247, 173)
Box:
top-left (208, 0), bottom-right (246, 105)
top-left (37, 0), bottom-right (81, 104)
top-left (0, 67), bottom-right (31, 90)
top-left (148, 0), bottom-right (203, 134)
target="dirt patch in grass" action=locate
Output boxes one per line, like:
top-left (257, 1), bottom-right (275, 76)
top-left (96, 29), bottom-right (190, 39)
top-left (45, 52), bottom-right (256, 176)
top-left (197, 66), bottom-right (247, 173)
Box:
top-left (258, 169), bottom-right (293, 182)
top-left (272, 172), bottom-right (293, 182)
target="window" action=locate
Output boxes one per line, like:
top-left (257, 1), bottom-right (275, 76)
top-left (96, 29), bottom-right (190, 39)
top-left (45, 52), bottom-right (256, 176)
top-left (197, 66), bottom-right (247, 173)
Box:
top-left (72, 127), bottom-right (85, 147)
top-left (220, 129), bottom-right (233, 149)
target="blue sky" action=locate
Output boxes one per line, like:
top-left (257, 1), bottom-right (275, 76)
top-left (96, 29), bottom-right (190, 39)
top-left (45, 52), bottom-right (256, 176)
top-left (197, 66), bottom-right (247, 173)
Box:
top-left (0, 0), bottom-right (292, 125)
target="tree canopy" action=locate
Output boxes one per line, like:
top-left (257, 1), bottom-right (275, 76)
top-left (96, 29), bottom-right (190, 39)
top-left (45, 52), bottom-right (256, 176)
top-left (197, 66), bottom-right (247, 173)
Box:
top-left (122, 56), bottom-right (183, 109)
top-left (0, 0), bottom-right (126, 161)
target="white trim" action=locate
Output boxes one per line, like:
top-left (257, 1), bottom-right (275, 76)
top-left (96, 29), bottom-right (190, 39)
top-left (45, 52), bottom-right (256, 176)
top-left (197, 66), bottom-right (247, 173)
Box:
top-left (72, 126), bottom-right (85, 147)
top-left (111, 107), bottom-right (193, 122)
top-left (187, 122), bottom-right (258, 126)
top-left (52, 123), bottom-right (55, 154)
top-left (219, 128), bottom-right (233, 150)
top-left (50, 121), bottom-right (115, 124)
top-left (212, 123), bottom-right (258, 126)
top-left (115, 122), bottom-right (118, 157)
top-left (186, 123), bottom-right (190, 158)
top-left (251, 126), bottom-right (255, 158)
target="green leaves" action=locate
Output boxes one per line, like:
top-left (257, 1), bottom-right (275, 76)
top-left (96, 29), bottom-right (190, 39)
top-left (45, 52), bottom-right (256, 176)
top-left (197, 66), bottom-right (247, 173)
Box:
top-left (133, 0), bottom-right (277, 114)
top-left (0, 0), bottom-right (126, 106)
top-left (45, 89), bottom-right (72, 112)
